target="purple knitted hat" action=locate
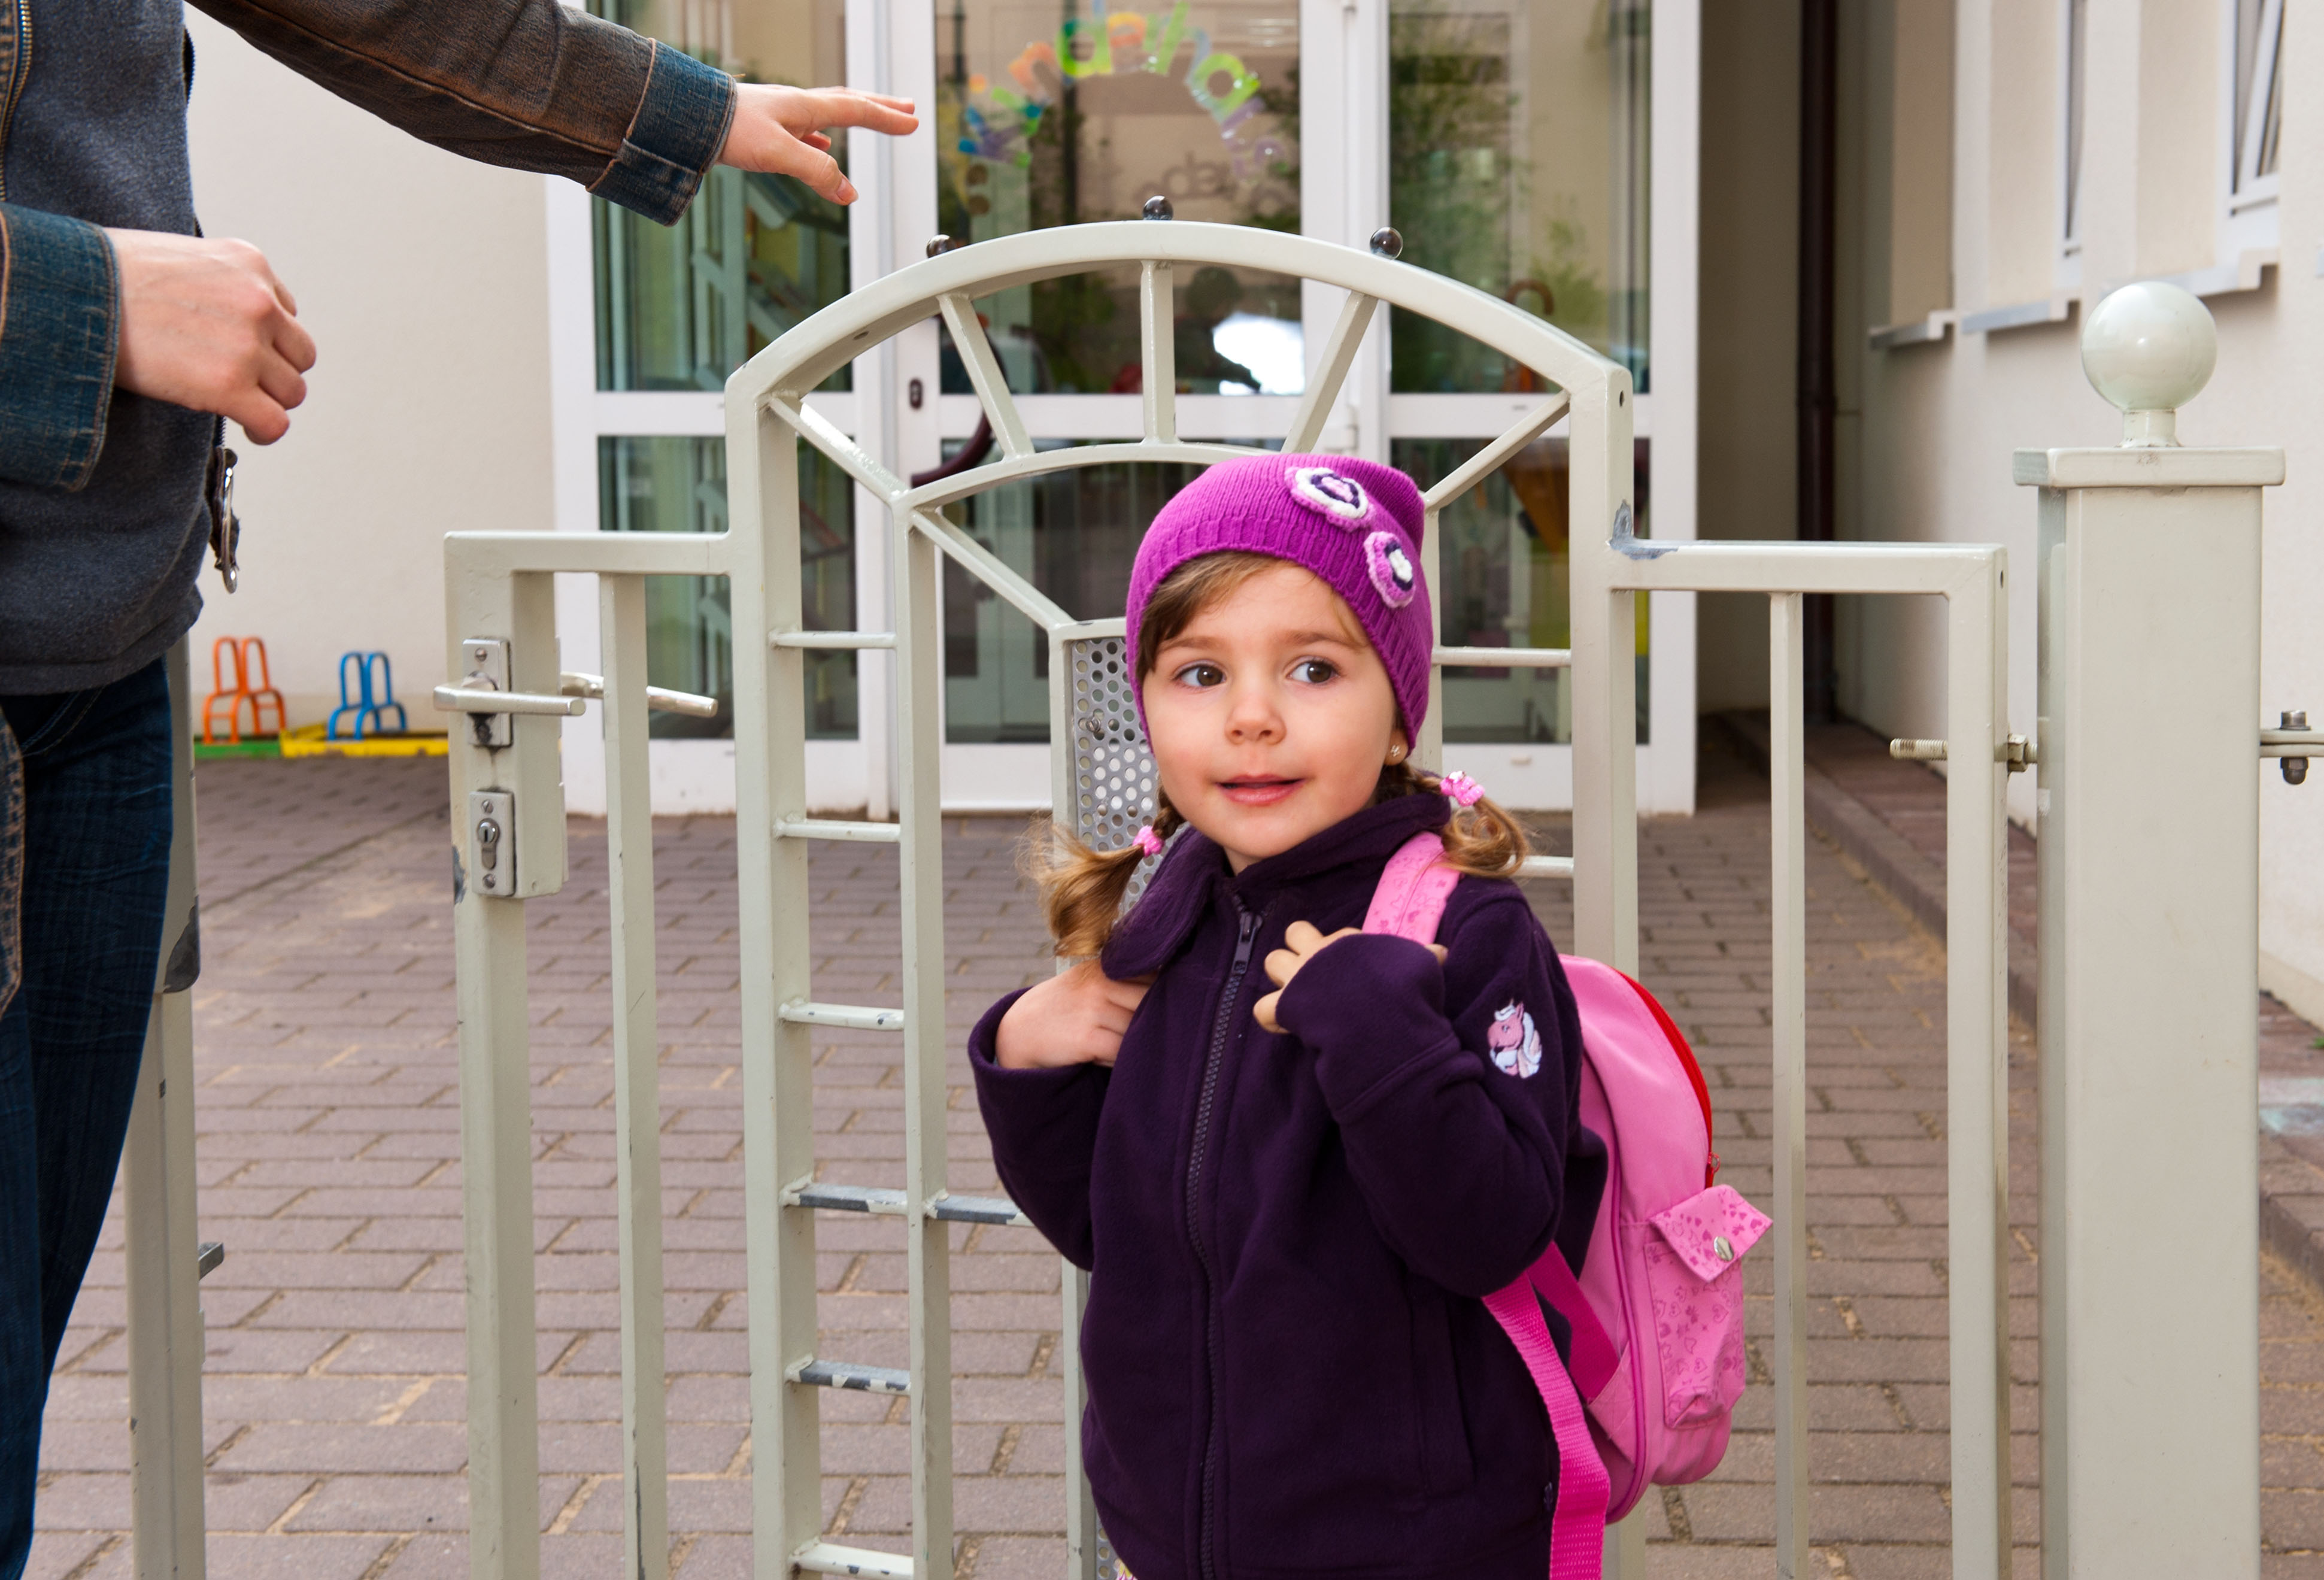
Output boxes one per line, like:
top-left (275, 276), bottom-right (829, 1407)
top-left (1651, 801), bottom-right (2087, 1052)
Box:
top-left (1124, 453), bottom-right (1433, 738)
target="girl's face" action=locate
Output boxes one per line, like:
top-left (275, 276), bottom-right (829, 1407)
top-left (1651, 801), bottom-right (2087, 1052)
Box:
top-left (1142, 560), bottom-right (1407, 872)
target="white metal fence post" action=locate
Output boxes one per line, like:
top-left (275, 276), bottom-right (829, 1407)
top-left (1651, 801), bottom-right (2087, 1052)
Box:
top-left (2026, 282), bottom-right (2285, 1580)
top-left (125, 636), bottom-right (208, 1580)
top-left (446, 569), bottom-right (569, 1580)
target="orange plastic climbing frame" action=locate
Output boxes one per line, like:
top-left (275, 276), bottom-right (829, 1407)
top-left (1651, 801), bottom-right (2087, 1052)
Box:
top-left (202, 635), bottom-right (289, 745)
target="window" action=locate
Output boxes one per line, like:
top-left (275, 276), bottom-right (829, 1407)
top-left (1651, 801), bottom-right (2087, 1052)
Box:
top-left (933, 0), bottom-right (1303, 395)
top-left (590, 0), bottom-right (856, 392)
top-left (1392, 438), bottom-right (1651, 745)
top-left (1388, 0), bottom-right (1652, 391)
top-left (2061, 0), bottom-right (2087, 265)
top-left (2232, 0), bottom-right (2284, 211)
top-left (598, 438), bottom-right (861, 739)
top-left (587, 0), bottom-right (857, 748)
top-left (941, 449), bottom-right (1213, 743)
top-left (1384, 0), bottom-right (1651, 752)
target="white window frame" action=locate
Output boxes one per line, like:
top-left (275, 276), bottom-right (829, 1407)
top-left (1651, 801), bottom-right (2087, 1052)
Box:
top-left (2220, 0), bottom-right (2284, 257)
top-left (549, 0), bottom-right (1701, 816)
top-left (2056, 0), bottom-right (2088, 287)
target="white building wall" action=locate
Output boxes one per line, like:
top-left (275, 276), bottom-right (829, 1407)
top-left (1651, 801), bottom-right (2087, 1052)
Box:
top-left (1849, 0), bottom-right (2324, 1020)
top-left (183, 14), bottom-right (559, 735)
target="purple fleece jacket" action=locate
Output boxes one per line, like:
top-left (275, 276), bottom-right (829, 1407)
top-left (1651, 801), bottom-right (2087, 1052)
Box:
top-left (969, 793), bottom-right (1606, 1580)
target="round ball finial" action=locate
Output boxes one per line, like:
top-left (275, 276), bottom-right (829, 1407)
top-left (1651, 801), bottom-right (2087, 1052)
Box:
top-left (1369, 226), bottom-right (1404, 260)
top-left (926, 234), bottom-right (955, 259)
top-left (2081, 280), bottom-right (2217, 447)
top-left (1142, 195), bottom-right (1174, 221)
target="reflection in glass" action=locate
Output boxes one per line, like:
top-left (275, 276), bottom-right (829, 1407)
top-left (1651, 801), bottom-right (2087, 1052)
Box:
top-left (1388, 0), bottom-right (1651, 392)
top-left (591, 0), bottom-right (852, 392)
top-left (598, 437), bottom-right (858, 739)
top-left (933, 0), bottom-right (1301, 395)
top-left (1392, 438), bottom-right (1650, 743)
top-left (942, 450), bottom-right (1209, 743)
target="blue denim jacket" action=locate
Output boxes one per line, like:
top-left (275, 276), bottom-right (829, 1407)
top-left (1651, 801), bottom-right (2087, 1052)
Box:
top-left (0, 0), bottom-right (735, 493)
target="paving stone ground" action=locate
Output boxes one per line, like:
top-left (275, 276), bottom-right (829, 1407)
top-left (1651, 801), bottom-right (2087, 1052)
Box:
top-left (30, 736), bottom-right (2324, 1578)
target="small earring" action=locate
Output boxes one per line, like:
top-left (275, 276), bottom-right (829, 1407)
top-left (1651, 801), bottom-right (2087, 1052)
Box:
top-left (1386, 744), bottom-right (1406, 764)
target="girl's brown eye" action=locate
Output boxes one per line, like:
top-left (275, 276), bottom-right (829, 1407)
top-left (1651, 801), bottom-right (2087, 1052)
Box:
top-left (1291, 659), bottom-right (1337, 684)
top-left (1175, 662), bottom-right (1225, 688)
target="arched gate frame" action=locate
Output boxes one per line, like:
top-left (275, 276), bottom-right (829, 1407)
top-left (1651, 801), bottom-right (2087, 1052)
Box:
top-left (438, 222), bottom-right (2014, 1580)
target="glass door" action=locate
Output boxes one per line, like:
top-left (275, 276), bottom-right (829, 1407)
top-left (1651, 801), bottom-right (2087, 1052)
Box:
top-left (554, 0), bottom-right (1695, 815)
top-left (1384, 0), bottom-right (1661, 808)
top-left (929, 0), bottom-right (1305, 795)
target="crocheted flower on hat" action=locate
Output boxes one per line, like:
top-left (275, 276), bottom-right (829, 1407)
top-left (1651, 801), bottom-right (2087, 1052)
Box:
top-left (1287, 465), bottom-right (1373, 524)
top-left (1364, 530), bottom-right (1417, 608)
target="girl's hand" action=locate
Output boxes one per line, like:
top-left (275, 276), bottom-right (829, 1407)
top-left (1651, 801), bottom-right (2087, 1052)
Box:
top-left (1254, 921), bottom-right (1445, 1034)
top-left (716, 84), bottom-right (918, 204)
top-left (995, 962), bottom-right (1151, 1070)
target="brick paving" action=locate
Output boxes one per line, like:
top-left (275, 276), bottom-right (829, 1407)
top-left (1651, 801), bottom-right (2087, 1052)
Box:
top-left (29, 739), bottom-right (2324, 1578)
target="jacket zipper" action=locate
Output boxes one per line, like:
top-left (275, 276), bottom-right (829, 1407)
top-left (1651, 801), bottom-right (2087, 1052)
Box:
top-left (1188, 902), bottom-right (1261, 1580)
top-left (0, 0), bottom-right (28, 202)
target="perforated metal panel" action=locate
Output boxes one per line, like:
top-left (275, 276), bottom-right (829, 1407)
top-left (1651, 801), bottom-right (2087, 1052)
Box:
top-left (1065, 633), bottom-right (1166, 909)
top-left (1067, 635), bottom-right (1154, 845)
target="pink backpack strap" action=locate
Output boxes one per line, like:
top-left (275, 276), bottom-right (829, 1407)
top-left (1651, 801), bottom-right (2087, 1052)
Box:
top-left (1482, 1284), bottom-right (1612, 1580)
top-left (1363, 832), bottom-right (1461, 941)
top-left (1363, 830), bottom-right (1611, 1577)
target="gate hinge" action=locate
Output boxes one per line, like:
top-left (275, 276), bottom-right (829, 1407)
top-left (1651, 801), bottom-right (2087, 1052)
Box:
top-left (2265, 710), bottom-right (2316, 785)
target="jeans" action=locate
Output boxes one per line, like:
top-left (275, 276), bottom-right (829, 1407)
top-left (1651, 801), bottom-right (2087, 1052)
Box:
top-left (0, 657), bottom-right (174, 1580)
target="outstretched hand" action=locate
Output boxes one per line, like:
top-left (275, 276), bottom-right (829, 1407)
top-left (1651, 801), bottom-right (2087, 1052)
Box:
top-left (1253, 921), bottom-right (1445, 1034)
top-left (717, 84), bottom-right (918, 204)
top-left (994, 962), bottom-right (1152, 1070)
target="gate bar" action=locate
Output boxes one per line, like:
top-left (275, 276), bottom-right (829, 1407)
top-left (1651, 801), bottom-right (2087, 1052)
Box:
top-left (125, 637), bottom-right (209, 1580)
top-left (1576, 535), bottom-right (2013, 1579)
top-left (1768, 594), bottom-right (1811, 1578)
top-left (602, 575), bottom-right (671, 1580)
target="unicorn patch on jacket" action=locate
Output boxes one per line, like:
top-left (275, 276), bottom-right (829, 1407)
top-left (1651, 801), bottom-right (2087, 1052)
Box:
top-left (1486, 1000), bottom-right (1543, 1079)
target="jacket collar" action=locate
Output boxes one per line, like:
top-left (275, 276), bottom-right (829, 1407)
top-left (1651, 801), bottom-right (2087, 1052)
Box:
top-left (1100, 792), bottom-right (1450, 979)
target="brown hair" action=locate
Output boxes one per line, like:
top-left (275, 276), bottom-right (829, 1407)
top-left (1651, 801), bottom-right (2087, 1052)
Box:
top-left (1028, 552), bottom-right (1533, 959)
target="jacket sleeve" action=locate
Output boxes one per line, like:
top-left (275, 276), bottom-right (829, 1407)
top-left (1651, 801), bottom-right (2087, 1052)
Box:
top-left (1272, 890), bottom-right (1583, 1297)
top-left (967, 989), bottom-right (1109, 1270)
top-left (0, 207), bottom-right (119, 490)
top-left (186, 0), bottom-right (736, 224)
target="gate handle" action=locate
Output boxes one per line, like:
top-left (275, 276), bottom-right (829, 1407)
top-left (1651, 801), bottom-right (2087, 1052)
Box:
top-left (559, 672), bottom-right (720, 719)
top-left (433, 686), bottom-right (584, 717)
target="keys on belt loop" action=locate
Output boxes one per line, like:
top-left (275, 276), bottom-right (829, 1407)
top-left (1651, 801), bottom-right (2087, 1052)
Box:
top-left (205, 441), bottom-right (241, 593)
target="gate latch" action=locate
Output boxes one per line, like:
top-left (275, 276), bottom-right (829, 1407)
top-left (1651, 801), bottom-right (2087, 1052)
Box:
top-left (469, 790), bottom-right (515, 897)
top-left (433, 636), bottom-right (585, 748)
top-left (1888, 735), bottom-right (2038, 772)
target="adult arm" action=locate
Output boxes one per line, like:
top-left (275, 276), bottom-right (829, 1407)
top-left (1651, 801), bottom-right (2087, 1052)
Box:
top-left (0, 207), bottom-right (119, 489)
top-left (1272, 890), bottom-right (1585, 1297)
top-left (186, 0), bottom-right (732, 223)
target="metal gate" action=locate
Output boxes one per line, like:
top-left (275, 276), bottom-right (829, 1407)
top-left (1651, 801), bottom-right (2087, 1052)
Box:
top-left (435, 218), bottom-right (2016, 1580)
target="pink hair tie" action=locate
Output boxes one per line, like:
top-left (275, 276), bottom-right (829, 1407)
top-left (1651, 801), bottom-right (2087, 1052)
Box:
top-left (1131, 825), bottom-right (1166, 857)
top-left (1440, 771), bottom-right (1485, 808)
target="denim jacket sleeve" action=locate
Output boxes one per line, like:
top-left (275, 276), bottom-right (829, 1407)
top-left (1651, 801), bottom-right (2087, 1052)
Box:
top-left (0, 206), bottom-right (119, 491)
top-left (184, 0), bottom-right (736, 225)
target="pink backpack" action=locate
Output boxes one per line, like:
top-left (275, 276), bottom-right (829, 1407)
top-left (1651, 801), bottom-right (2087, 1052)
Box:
top-left (1365, 833), bottom-right (1772, 1579)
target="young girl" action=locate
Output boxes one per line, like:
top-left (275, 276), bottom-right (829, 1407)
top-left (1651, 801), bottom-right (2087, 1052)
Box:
top-left (969, 454), bottom-right (1606, 1580)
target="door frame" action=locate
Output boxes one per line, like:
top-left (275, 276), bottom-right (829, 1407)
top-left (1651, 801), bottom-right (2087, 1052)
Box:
top-left (549, 0), bottom-right (1698, 817)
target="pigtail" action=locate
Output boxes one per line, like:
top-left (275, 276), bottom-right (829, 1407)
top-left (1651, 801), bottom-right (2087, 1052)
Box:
top-left (1375, 762), bottom-right (1532, 878)
top-left (1026, 794), bottom-right (1185, 960)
